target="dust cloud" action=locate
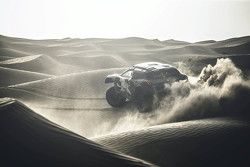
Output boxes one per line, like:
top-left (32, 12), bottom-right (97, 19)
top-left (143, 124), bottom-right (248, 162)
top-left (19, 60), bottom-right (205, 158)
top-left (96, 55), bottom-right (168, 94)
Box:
top-left (155, 58), bottom-right (250, 124)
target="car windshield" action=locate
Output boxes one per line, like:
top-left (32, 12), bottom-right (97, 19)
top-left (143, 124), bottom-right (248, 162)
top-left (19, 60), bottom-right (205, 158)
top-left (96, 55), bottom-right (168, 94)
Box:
top-left (132, 68), bottom-right (147, 79)
top-left (121, 69), bottom-right (133, 78)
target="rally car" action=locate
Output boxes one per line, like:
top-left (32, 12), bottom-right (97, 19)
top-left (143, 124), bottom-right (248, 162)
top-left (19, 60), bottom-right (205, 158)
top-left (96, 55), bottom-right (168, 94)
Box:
top-left (105, 62), bottom-right (188, 112)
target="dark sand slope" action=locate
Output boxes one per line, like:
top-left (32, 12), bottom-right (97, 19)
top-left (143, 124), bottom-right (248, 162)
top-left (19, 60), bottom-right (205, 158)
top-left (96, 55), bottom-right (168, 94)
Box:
top-left (95, 118), bottom-right (250, 167)
top-left (215, 41), bottom-right (250, 54)
top-left (0, 98), bottom-right (154, 167)
top-left (209, 36), bottom-right (250, 48)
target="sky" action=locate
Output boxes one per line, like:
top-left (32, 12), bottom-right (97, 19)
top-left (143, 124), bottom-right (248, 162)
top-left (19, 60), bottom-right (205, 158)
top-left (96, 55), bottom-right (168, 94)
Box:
top-left (1, 0), bottom-right (250, 42)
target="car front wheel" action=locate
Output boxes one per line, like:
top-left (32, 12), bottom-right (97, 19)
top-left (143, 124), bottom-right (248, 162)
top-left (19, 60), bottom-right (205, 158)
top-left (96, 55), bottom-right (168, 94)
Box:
top-left (106, 86), bottom-right (126, 108)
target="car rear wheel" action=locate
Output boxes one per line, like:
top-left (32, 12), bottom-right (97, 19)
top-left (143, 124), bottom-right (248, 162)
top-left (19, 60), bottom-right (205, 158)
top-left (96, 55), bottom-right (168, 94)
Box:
top-left (106, 87), bottom-right (126, 107)
top-left (134, 84), bottom-right (154, 112)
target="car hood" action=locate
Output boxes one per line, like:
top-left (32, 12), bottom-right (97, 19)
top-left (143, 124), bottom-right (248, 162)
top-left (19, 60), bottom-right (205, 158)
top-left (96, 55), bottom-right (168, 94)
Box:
top-left (105, 74), bottom-right (121, 83)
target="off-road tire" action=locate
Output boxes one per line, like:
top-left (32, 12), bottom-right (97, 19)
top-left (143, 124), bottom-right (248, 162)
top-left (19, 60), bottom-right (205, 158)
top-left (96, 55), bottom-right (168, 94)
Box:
top-left (106, 87), bottom-right (126, 107)
top-left (134, 83), bottom-right (154, 112)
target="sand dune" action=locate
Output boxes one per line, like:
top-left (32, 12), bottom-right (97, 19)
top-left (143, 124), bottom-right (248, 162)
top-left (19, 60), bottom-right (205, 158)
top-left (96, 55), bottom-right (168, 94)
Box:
top-left (0, 48), bottom-right (31, 59)
top-left (56, 55), bottom-right (127, 70)
top-left (94, 118), bottom-right (250, 167)
top-left (214, 42), bottom-right (250, 54)
top-left (2, 40), bottom-right (87, 56)
top-left (0, 98), bottom-right (153, 167)
top-left (149, 45), bottom-right (219, 63)
top-left (2, 35), bottom-right (248, 75)
top-left (204, 36), bottom-right (250, 54)
top-left (8, 68), bottom-right (126, 98)
top-left (163, 39), bottom-right (190, 46)
top-left (99, 37), bottom-right (162, 45)
top-left (0, 54), bottom-right (43, 64)
top-left (1, 35), bottom-right (250, 166)
top-left (0, 54), bottom-right (82, 75)
top-left (0, 66), bottom-right (53, 87)
top-left (0, 87), bottom-right (110, 113)
top-left (96, 37), bottom-right (165, 51)
top-left (195, 40), bottom-right (216, 44)
top-left (209, 36), bottom-right (250, 48)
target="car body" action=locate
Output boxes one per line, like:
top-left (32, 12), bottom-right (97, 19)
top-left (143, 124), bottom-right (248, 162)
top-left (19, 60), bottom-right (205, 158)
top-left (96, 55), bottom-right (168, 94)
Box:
top-left (105, 62), bottom-right (188, 112)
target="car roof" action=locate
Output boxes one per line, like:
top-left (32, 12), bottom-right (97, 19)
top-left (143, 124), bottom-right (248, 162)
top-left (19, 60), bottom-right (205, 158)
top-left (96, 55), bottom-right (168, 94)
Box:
top-left (133, 62), bottom-right (173, 71)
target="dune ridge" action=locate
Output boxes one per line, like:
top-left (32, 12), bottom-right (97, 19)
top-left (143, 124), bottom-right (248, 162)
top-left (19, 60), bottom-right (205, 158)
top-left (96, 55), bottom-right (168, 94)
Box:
top-left (94, 118), bottom-right (250, 167)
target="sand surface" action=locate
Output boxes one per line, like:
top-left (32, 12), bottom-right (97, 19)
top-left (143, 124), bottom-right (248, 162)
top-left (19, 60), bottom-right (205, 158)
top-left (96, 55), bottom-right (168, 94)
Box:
top-left (0, 35), bottom-right (250, 166)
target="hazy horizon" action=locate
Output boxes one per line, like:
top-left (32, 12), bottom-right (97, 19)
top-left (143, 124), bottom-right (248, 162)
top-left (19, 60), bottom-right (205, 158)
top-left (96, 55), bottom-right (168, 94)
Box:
top-left (1, 0), bottom-right (250, 42)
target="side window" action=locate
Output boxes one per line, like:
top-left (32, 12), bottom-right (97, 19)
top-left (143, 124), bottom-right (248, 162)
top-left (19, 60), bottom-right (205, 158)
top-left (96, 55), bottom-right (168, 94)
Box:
top-left (147, 71), bottom-right (163, 80)
top-left (165, 68), bottom-right (180, 77)
top-left (156, 72), bottom-right (164, 80)
top-left (121, 70), bottom-right (133, 78)
top-left (132, 69), bottom-right (146, 79)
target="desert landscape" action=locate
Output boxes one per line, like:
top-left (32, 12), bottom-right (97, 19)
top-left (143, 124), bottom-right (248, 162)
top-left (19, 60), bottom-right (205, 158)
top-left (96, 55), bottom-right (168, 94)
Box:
top-left (0, 34), bottom-right (250, 166)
